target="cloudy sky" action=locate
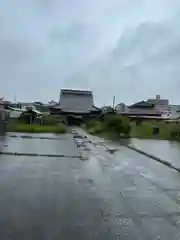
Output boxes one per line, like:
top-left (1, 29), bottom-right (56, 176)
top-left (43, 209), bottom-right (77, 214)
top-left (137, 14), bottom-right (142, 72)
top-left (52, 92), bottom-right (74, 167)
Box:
top-left (0, 0), bottom-right (180, 106)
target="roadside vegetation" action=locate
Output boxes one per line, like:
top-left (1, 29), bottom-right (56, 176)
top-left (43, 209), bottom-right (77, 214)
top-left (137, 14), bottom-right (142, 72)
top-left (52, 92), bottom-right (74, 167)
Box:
top-left (8, 115), bottom-right (67, 133)
top-left (84, 113), bottom-right (180, 141)
top-left (131, 120), bottom-right (180, 140)
top-left (84, 114), bottom-right (131, 139)
top-left (8, 123), bottom-right (67, 133)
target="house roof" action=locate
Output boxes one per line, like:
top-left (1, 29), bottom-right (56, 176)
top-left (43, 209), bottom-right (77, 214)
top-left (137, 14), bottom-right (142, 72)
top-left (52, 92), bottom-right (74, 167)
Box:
top-left (126, 107), bottom-right (161, 116)
top-left (53, 89), bottom-right (99, 113)
top-left (17, 102), bottom-right (34, 106)
top-left (147, 98), bottom-right (169, 105)
top-left (128, 101), bottom-right (155, 108)
top-left (60, 89), bottom-right (92, 96)
top-left (33, 102), bottom-right (44, 105)
top-left (52, 105), bottom-right (99, 113)
top-left (0, 100), bottom-right (11, 105)
top-left (44, 102), bottom-right (58, 107)
top-left (169, 105), bottom-right (180, 112)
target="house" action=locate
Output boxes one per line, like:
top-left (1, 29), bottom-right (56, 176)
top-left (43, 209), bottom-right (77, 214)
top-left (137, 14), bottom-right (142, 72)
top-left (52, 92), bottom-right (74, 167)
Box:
top-left (49, 89), bottom-right (101, 124)
top-left (47, 100), bottom-right (58, 106)
top-left (147, 95), bottom-right (180, 120)
top-left (5, 107), bottom-right (24, 118)
top-left (16, 102), bottom-right (35, 109)
top-left (161, 105), bottom-right (180, 120)
top-left (121, 100), bottom-right (162, 120)
top-left (115, 103), bottom-right (128, 113)
top-left (147, 95), bottom-right (169, 113)
top-left (0, 100), bottom-right (11, 108)
top-left (20, 108), bottom-right (42, 124)
top-left (42, 101), bottom-right (58, 112)
top-left (147, 94), bottom-right (169, 106)
top-left (101, 106), bottom-right (114, 114)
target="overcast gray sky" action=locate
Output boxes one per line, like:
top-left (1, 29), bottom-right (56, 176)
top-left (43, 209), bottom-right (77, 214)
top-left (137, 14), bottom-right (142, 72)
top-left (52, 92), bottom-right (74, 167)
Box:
top-left (0, 0), bottom-right (180, 106)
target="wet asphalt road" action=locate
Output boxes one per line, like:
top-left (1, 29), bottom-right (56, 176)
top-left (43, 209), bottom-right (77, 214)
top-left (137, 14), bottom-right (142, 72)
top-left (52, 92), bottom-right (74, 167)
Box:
top-left (131, 138), bottom-right (180, 169)
top-left (0, 133), bottom-right (180, 239)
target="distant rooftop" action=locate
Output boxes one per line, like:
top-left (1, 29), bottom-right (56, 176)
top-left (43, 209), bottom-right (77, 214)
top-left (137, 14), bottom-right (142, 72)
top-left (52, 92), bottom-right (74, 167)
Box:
top-left (60, 89), bottom-right (92, 96)
top-left (147, 95), bottom-right (169, 105)
top-left (128, 101), bottom-right (155, 108)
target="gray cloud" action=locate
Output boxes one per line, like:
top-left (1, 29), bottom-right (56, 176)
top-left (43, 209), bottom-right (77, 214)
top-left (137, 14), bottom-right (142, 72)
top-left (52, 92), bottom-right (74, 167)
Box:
top-left (0, 0), bottom-right (180, 105)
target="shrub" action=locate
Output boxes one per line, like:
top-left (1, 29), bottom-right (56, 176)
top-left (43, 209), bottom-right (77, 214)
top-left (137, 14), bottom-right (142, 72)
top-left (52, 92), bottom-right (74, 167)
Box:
top-left (85, 120), bottom-right (104, 134)
top-left (85, 114), bottom-right (131, 137)
top-left (85, 120), bottom-right (100, 129)
top-left (103, 114), bottom-right (131, 136)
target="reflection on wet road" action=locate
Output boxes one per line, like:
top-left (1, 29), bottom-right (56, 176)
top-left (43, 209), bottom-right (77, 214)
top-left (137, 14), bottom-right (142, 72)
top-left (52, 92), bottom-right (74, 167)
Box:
top-left (0, 132), bottom-right (180, 239)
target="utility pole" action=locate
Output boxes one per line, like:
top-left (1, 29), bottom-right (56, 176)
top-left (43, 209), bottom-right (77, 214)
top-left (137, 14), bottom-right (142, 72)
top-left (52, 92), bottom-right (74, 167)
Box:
top-left (112, 95), bottom-right (115, 110)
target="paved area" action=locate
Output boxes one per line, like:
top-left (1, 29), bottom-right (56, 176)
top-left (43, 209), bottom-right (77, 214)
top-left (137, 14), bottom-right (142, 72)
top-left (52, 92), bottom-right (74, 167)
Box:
top-left (3, 133), bottom-right (80, 156)
top-left (131, 138), bottom-right (180, 168)
top-left (0, 133), bottom-right (180, 239)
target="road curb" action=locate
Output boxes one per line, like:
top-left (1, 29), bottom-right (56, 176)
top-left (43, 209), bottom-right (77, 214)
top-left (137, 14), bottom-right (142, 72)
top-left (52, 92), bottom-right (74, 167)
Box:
top-left (126, 145), bottom-right (180, 172)
top-left (8, 135), bottom-right (63, 140)
top-left (0, 151), bottom-right (82, 159)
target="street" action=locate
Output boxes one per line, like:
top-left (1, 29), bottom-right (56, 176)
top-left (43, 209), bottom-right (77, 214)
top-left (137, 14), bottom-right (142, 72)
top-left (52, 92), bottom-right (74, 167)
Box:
top-left (0, 133), bottom-right (180, 239)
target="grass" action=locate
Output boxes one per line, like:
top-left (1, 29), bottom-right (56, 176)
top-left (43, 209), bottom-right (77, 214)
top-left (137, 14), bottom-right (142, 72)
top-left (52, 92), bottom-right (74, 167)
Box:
top-left (7, 123), bottom-right (67, 133)
top-left (84, 118), bottom-right (180, 141)
top-left (130, 120), bottom-right (180, 140)
top-left (130, 121), bottom-right (168, 139)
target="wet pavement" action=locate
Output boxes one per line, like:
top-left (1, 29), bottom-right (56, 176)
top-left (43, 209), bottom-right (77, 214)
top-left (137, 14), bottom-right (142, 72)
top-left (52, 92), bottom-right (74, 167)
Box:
top-left (131, 138), bottom-right (180, 169)
top-left (3, 133), bottom-right (79, 156)
top-left (0, 132), bottom-right (180, 239)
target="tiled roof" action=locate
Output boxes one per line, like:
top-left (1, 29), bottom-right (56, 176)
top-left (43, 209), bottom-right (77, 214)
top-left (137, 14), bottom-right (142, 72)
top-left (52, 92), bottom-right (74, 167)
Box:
top-left (128, 101), bottom-right (155, 108)
top-left (53, 89), bottom-right (99, 113)
top-left (60, 89), bottom-right (92, 96)
top-left (0, 101), bottom-right (11, 106)
top-left (18, 102), bottom-right (34, 106)
top-left (126, 107), bottom-right (161, 116)
top-left (169, 105), bottom-right (180, 112)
